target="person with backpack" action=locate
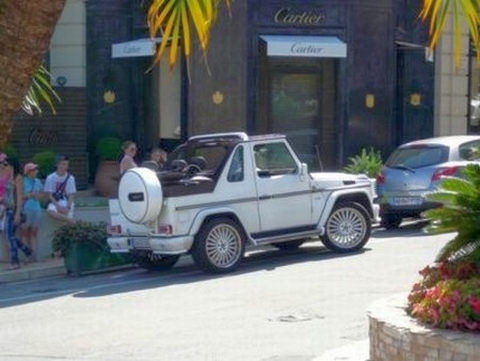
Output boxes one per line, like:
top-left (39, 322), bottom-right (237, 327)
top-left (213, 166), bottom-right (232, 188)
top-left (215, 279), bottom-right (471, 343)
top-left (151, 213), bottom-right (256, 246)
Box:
top-left (44, 155), bottom-right (76, 224)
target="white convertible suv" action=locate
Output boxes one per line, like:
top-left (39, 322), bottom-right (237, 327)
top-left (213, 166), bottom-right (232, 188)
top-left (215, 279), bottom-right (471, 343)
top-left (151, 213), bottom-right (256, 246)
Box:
top-left (107, 132), bottom-right (379, 273)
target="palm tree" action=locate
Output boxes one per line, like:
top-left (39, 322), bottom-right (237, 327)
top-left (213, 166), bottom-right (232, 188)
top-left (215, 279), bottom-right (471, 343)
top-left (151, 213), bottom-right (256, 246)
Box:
top-left (0, 0), bottom-right (66, 148)
top-left (424, 164), bottom-right (480, 262)
top-left (420, 0), bottom-right (480, 66)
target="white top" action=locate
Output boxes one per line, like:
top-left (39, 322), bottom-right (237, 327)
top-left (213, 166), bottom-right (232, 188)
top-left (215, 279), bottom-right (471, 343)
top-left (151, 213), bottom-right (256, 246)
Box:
top-left (44, 172), bottom-right (77, 196)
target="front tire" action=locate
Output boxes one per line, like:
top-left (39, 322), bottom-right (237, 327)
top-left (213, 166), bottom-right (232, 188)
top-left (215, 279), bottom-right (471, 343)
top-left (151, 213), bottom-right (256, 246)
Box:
top-left (133, 251), bottom-right (180, 271)
top-left (321, 202), bottom-right (371, 252)
top-left (192, 218), bottom-right (245, 273)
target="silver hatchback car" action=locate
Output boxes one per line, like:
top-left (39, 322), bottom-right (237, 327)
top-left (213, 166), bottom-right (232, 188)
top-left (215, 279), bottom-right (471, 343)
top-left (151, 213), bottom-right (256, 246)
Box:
top-left (376, 135), bottom-right (480, 229)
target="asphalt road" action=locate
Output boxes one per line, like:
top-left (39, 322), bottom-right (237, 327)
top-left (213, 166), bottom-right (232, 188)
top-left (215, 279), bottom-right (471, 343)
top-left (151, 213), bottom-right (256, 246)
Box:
top-left (0, 221), bottom-right (452, 361)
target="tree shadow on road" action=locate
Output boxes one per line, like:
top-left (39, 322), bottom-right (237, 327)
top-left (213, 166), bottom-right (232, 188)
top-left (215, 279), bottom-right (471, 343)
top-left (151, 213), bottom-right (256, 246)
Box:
top-left (71, 243), bottom-right (371, 299)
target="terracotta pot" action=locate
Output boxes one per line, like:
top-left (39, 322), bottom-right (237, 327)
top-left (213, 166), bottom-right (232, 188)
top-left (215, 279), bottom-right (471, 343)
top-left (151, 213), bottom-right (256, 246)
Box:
top-left (94, 161), bottom-right (120, 197)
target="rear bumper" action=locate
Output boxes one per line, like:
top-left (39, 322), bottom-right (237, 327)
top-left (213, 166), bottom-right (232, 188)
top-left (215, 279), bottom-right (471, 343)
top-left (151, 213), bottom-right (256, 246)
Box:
top-left (107, 235), bottom-right (194, 255)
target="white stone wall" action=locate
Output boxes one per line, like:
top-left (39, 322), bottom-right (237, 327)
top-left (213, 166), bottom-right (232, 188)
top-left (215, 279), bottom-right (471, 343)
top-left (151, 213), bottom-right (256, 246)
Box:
top-left (49, 0), bottom-right (86, 87)
top-left (434, 18), bottom-right (470, 135)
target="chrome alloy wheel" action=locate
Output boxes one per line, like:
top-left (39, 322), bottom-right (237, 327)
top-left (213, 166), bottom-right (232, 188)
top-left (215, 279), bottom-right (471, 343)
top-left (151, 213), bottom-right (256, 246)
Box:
top-left (205, 223), bottom-right (243, 268)
top-left (326, 206), bottom-right (368, 249)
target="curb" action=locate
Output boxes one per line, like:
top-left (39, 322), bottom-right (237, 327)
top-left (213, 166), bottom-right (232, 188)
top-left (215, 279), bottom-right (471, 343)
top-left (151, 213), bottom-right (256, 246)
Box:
top-left (0, 261), bottom-right (66, 284)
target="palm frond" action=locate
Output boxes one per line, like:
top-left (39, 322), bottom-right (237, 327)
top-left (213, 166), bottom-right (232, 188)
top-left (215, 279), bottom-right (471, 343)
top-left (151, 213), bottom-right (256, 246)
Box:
top-left (420, 0), bottom-right (480, 67)
top-left (147, 0), bottom-right (230, 71)
top-left (424, 164), bottom-right (480, 261)
top-left (21, 65), bottom-right (61, 115)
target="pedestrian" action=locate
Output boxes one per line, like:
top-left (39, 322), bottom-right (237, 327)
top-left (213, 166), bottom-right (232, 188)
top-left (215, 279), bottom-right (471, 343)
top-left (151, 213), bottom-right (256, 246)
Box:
top-left (120, 140), bottom-right (138, 174)
top-left (44, 155), bottom-right (76, 224)
top-left (0, 156), bottom-right (33, 269)
top-left (18, 162), bottom-right (43, 261)
top-left (0, 153), bottom-right (10, 263)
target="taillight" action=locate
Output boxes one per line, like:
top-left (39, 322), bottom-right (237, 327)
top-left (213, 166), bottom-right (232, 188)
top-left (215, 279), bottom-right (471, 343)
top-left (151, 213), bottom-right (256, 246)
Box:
top-left (431, 167), bottom-right (458, 181)
top-left (107, 225), bottom-right (122, 235)
top-left (376, 171), bottom-right (385, 184)
top-left (157, 224), bottom-right (173, 235)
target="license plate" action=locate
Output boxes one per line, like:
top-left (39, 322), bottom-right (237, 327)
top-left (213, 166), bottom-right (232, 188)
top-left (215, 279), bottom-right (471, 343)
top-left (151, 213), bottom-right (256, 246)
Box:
top-left (129, 238), bottom-right (150, 249)
top-left (389, 197), bottom-right (422, 206)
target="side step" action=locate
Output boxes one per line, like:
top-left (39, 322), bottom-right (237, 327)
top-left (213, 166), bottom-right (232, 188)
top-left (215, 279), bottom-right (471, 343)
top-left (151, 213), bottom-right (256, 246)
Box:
top-left (252, 228), bottom-right (324, 246)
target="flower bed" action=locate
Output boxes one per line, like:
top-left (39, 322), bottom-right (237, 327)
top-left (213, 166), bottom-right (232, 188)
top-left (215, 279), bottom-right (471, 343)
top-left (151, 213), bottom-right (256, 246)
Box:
top-left (407, 260), bottom-right (480, 332)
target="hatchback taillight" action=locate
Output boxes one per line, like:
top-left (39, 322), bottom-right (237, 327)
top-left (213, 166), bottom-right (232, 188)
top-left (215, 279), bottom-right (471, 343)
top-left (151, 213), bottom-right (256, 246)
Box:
top-left (431, 167), bottom-right (458, 181)
top-left (107, 224), bottom-right (122, 235)
top-left (376, 171), bottom-right (385, 184)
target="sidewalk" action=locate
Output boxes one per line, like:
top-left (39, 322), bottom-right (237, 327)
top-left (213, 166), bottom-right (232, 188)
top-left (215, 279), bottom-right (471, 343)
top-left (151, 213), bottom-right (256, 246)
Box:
top-left (0, 257), bottom-right (66, 284)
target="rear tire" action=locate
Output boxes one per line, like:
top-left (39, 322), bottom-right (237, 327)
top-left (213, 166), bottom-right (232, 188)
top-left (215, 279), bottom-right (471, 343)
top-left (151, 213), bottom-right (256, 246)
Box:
top-left (133, 251), bottom-right (180, 271)
top-left (321, 202), bottom-right (371, 252)
top-left (380, 214), bottom-right (402, 229)
top-left (192, 218), bottom-right (245, 273)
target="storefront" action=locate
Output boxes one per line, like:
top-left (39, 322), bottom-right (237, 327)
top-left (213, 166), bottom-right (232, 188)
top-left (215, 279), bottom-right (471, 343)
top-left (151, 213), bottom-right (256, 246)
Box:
top-left (85, 0), bottom-right (434, 173)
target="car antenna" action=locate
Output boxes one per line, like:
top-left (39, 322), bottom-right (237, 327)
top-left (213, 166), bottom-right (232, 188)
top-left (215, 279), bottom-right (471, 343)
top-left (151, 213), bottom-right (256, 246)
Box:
top-left (315, 145), bottom-right (324, 171)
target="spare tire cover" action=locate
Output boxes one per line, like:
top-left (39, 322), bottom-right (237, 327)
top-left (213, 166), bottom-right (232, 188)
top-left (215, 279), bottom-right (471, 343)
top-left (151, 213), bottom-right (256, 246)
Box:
top-left (118, 168), bottom-right (163, 223)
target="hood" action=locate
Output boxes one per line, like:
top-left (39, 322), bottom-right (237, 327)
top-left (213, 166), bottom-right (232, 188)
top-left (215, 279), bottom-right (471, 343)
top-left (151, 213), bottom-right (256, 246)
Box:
top-left (310, 172), bottom-right (375, 195)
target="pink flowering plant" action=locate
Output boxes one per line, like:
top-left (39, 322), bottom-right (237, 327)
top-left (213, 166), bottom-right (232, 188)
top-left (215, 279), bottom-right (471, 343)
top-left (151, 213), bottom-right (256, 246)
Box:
top-left (407, 261), bottom-right (480, 331)
top-left (407, 164), bottom-right (480, 333)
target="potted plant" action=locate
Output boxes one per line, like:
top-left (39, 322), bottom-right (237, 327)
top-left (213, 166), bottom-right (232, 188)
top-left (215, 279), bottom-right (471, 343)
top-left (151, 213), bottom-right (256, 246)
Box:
top-left (52, 220), bottom-right (132, 276)
top-left (94, 136), bottom-right (121, 197)
top-left (343, 147), bottom-right (382, 179)
top-left (343, 147), bottom-right (382, 198)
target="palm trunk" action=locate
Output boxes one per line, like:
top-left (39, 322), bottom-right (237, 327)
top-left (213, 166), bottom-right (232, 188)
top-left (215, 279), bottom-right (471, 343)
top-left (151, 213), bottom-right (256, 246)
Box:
top-left (0, 0), bottom-right (66, 149)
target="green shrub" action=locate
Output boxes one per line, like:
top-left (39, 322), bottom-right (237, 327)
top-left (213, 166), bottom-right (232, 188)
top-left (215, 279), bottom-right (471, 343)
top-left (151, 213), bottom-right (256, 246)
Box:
top-left (52, 221), bottom-right (108, 256)
top-left (32, 149), bottom-right (56, 179)
top-left (343, 147), bottom-right (382, 179)
top-left (95, 136), bottom-right (121, 161)
top-left (424, 164), bottom-right (480, 262)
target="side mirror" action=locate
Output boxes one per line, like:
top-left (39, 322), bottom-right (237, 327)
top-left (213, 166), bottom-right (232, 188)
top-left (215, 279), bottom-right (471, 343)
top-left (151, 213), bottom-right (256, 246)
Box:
top-left (300, 163), bottom-right (308, 176)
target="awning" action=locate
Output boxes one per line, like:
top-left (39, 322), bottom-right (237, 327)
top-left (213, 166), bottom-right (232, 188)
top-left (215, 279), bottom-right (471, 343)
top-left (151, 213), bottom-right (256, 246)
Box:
top-left (260, 35), bottom-right (347, 58)
top-left (111, 38), bottom-right (161, 58)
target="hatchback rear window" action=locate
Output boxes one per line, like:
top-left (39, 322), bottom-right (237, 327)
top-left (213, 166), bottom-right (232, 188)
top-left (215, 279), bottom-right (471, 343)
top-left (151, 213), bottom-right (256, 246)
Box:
top-left (385, 145), bottom-right (449, 169)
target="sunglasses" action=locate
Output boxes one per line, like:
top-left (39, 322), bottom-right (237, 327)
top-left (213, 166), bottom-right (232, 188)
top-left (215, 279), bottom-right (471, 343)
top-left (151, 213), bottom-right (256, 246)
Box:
top-left (0, 161), bottom-right (8, 166)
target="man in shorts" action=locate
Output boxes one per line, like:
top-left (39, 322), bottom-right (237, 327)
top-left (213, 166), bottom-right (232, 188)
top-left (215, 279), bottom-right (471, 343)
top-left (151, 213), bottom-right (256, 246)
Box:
top-left (44, 155), bottom-right (76, 224)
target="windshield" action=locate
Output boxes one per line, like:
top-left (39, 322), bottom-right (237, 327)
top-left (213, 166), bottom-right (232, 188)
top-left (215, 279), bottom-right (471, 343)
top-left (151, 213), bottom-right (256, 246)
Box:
top-left (385, 145), bottom-right (449, 169)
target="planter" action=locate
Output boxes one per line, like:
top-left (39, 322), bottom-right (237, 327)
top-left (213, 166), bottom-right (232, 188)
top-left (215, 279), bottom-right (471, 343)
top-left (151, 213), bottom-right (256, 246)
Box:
top-left (94, 160), bottom-right (120, 197)
top-left (63, 241), bottom-right (132, 276)
top-left (368, 294), bottom-right (480, 361)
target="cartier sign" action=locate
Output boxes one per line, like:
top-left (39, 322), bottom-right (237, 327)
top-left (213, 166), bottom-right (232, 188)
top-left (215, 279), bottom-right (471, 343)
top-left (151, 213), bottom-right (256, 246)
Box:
top-left (28, 128), bottom-right (59, 145)
top-left (274, 8), bottom-right (325, 25)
